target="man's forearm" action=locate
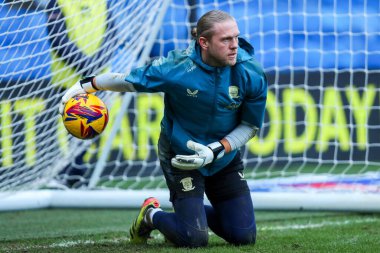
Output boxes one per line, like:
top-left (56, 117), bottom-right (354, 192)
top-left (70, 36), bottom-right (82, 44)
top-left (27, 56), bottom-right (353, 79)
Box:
top-left (94, 73), bottom-right (136, 92)
top-left (223, 122), bottom-right (259, 152)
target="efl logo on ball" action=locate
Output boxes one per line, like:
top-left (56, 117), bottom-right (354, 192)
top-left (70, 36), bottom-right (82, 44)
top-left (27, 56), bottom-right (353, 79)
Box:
top-left (62, 94), bottom-right (109, 139)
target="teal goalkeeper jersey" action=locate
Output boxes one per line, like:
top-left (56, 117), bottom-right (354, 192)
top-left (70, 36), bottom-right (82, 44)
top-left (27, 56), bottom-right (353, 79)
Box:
top-left (125, 38), bottom-right (268, 176)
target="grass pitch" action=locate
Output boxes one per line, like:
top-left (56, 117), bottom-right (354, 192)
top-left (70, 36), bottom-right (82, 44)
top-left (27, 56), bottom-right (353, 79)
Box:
top-left (0, 208), bottom-right (379, 253)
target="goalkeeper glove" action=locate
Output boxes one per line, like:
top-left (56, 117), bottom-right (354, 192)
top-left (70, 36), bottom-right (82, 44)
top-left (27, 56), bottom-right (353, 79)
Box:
top-left (171, 140), bottom-right (225, 170)
top-left (59, 76), bottom-right (97, 115)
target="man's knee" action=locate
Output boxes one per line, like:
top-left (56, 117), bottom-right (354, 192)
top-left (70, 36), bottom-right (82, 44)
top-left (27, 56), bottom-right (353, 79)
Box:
top-left (178, 228), bottom-right (208, 248)
top-left (228, 227), bottom-right (256, 246)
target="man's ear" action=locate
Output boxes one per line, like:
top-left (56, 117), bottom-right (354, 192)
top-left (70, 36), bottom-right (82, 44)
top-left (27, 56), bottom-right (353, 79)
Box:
top-left (198, 37), bottom-right (208, 50)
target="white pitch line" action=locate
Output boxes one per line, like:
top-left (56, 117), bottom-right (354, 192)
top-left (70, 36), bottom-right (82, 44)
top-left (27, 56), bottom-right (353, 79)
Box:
top-left (259, 217), bottom-right (379, 231)
top-left (4, 237), bottom-right (130, 251)
top-left (50, 238), bottom-right (128, 248)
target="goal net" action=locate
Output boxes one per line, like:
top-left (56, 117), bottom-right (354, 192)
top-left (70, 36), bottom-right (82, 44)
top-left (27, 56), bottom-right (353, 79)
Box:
top-left (1, 0), bottom-right (379, 211)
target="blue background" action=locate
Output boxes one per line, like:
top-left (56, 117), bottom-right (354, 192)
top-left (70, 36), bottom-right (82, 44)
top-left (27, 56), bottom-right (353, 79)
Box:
top-left (0, 0), bottom-right (379, 83)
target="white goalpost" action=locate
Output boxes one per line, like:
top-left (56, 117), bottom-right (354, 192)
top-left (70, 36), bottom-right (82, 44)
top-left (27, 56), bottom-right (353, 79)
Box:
top-left (0, 0), bottom-right (379, 212)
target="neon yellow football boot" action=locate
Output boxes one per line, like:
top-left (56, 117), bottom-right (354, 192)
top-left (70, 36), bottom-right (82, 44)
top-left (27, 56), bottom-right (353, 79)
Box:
top-left (129, 197), bottom-right (161, 244)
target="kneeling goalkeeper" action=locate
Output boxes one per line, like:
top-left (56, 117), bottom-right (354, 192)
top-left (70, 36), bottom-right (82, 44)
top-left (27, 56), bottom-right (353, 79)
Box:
top-left (60, 10), bottom-right (268, 248)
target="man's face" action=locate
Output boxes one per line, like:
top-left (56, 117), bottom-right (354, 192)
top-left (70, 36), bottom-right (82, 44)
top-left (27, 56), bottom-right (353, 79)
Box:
top-left (200, 19), bottom-right (240, 67)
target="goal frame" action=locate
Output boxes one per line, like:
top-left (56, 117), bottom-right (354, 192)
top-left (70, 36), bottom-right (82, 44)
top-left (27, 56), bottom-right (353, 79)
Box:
top-left (1, 190), bottom-right (380, 212)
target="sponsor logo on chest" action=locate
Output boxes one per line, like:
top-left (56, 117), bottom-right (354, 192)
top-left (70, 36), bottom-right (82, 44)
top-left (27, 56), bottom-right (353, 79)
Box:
top-left (187, 89), bottom-right (198, 97)
top-left (185, 85), bottom-right (240, 101)
top-left (229, 85), bottom-right (239, 99)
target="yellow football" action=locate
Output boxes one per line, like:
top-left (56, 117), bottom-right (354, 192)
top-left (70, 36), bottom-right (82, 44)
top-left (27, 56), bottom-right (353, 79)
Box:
top-left (62, 94), bottom-right (109, 139)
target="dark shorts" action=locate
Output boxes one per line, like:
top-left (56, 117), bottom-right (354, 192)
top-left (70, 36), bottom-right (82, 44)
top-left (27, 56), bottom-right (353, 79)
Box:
top-left (158, 133), bottom-right (250, 204)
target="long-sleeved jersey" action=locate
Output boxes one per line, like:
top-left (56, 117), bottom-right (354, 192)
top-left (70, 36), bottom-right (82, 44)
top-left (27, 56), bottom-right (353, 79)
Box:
top-left (125, 38), bottom-right (268, 176)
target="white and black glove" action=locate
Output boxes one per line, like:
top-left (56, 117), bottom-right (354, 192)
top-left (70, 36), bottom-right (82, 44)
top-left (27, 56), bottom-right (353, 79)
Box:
top-left (58, 76), bottom-right (98, 115)
top-left (171, 140), bottom-right (225, 170)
